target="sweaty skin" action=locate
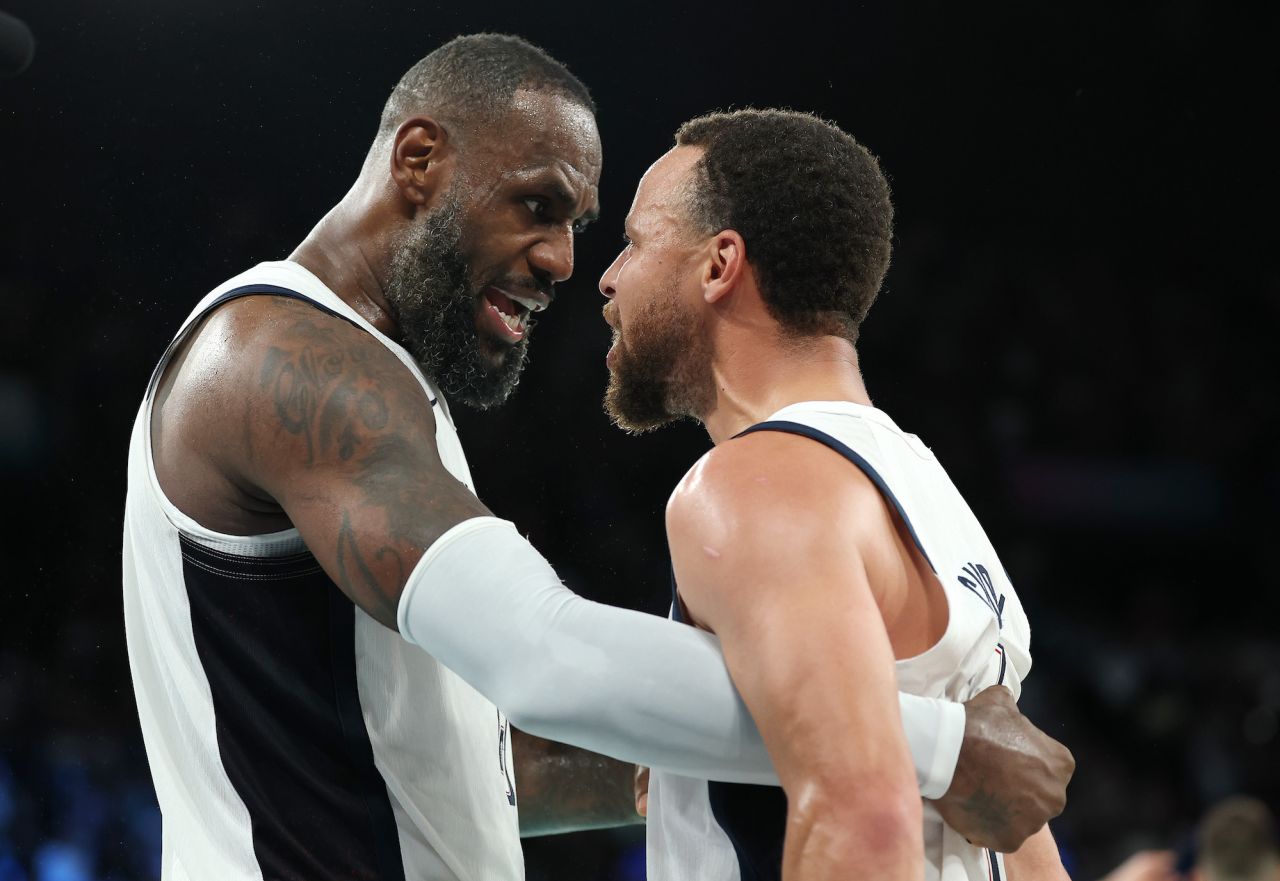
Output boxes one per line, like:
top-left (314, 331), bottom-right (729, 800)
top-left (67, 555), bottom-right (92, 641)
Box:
top-left (668, 435), bottom-right (929, 881)
top-left (154, 89), bottom-right (1071, 847)
top-left (601, 144), bottom-right (1074, 879)
top-left (151, 89), bottom-right (635, 833)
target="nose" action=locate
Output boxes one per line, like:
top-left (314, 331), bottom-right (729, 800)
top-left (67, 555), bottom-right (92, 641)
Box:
top-left (598, 249), bottom-right (624, 300)
top-left (529, 228), bottom-right (574, 285)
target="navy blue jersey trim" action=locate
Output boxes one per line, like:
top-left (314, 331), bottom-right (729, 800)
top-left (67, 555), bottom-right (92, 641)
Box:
top-left (183, 543), bottom-right (407, 881)
top-left (157, 282), bottom-right (438, 407)
top-left (327, 584), bottom-right (407, 881)
top-left (706, 781), bottom-right (788, 880)
top-left (734, 420), bottom-right (936, 573)
top-left (215, 283), bottom-right (354, 325)
top-left (988, 848), bottom-right (1003, 880)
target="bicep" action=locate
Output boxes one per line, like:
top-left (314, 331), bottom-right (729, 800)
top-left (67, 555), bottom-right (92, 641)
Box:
top-left (674, 506), bottom-right (913, 797)
top-left (238, 307), bottom-right (489, 627)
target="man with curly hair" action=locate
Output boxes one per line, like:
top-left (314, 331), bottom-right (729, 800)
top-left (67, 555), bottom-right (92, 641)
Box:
top-left (600, 109), bottom-right (1074, 881)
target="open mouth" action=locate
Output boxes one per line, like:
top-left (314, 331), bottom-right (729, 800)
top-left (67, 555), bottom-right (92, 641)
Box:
top-left (602, 304), bottom-right (622, 368)
top-left (480, 286), bottom-right (542, 343)
top-left (605, 328), bottom-right (623, 370)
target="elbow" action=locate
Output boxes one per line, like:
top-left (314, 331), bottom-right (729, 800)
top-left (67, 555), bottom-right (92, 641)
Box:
top-left (789, 777), bottom-right (923, 871)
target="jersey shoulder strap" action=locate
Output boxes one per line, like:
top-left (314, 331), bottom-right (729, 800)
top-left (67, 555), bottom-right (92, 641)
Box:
top-left (733, 419), bottom-right (936, 573)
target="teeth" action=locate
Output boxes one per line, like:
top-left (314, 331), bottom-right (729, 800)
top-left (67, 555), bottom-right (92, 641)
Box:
top-left (498, 309), bottom-right (522, 332)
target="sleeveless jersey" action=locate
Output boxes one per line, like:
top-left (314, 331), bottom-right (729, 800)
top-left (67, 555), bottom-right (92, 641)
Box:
top-left (646, 400), bottom-right (1032, 881)
top-left (122, 261), bottom-right (524, 881)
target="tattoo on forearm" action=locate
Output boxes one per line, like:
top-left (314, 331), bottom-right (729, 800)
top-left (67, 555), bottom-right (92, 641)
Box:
top-left (513, 731), bottom-right (640, 836)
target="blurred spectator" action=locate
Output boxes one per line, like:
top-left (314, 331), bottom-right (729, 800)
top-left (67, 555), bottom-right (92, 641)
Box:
top-left (1097, 798), bottom-right (1279, 881)
top-left (1194, 798), bottom-right (1279, 881)
top-left (1098, 851), bottom-right (1181, 881)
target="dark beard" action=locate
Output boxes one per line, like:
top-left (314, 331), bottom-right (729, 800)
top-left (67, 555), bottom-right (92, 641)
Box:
top-left (604, 285), bottom-right (715, 433)
top-left (383, 194), bottom-right (530, 410)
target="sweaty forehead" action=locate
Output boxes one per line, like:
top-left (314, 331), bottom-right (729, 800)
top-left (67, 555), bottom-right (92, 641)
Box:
top-left (629, 146), bottom-right (703, 232)
top-left (486, 90), bottom-right (602, 198)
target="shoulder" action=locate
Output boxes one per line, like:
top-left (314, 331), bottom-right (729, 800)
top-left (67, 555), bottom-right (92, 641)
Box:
top-left (660, 430), bottom-right (890, 609)
top-left (188, 295), bottom-right (435, 418)
top-left (665, 427), bottom-right (899, 631)
top-left (665, 427), bottom-right (887, 562)
top-left (166, 293), bottom-right (439, 477)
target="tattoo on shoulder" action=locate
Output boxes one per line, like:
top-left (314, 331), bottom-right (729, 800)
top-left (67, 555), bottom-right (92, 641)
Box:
top-left (252, 305), bottom-right (482, 624)
top-left (259, 317), bottom-right (398, 466)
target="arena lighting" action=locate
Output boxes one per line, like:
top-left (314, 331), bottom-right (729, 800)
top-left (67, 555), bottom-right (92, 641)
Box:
top-left (0, 10), bottom-right (34, 77)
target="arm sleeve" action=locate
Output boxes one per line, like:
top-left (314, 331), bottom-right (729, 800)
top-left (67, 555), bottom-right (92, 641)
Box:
top-left (398, 516), bottom-right (963, 790)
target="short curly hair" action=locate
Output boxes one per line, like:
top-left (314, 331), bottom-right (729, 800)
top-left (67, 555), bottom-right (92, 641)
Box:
top-left (377, 34), bottom-right (595, 140)
top-left (675, 109), bottom-right (893, 342)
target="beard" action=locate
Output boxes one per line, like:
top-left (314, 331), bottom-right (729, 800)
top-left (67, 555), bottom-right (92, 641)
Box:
top-left (604, 282), bottom-right (715, 433)
top-left (383, 192), bottom-right (530, 410)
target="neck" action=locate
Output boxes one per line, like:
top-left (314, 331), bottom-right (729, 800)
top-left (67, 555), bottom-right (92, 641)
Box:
top-left (288, 174), bottom-right (402, 336)
top-left (700, 331), bottom-right (872, 444)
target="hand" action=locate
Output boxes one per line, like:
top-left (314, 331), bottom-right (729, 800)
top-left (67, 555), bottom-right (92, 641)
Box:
top-left (635, 765), bottom-right (650, 818)
top-left (1097, 850), bottom-right (1180, 881)
top-left (932, 685), bottom-right (1075, 852)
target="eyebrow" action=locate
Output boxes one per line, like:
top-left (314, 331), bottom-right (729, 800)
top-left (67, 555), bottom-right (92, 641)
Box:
top-left (546, 180), bottom-right (600, 227)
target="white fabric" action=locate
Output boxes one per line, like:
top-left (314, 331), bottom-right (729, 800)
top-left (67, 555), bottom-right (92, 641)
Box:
top-left (399, 516), bottom-right (776, 783)
top-left (123, 261), bottom-right (523, 881)
top-left (398, 516), bottom-right (963, 788)
top-left (647, 400), bottom-right (1033, 881)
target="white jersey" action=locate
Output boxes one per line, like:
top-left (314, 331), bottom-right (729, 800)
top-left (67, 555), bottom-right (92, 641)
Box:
top-left (647, 400), bottom-right (1032, 881)
top-left (122, 261), bottom-right (524, 881)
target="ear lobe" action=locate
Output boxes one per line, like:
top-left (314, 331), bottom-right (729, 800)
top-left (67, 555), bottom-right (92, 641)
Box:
top-left (390, 117), bottom-right (449, 206)
top-left (703, 230), bottom-right (745, 304)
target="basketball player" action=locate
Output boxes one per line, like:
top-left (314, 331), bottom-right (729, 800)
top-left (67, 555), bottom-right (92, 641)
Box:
top-left (124, 36), bottom-right (1072, 880)
top-left (597, 110), bottom-right (1073, 880)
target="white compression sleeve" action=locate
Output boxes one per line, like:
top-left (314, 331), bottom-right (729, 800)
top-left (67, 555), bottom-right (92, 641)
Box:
top-left (398, 516), bottom-right (964, 791)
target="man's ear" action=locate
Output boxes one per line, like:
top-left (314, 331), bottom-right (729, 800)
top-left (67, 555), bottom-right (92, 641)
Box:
top-left (390, 117), bottom-right (452, 206)
top-left (702, 229), bottom-right (747, 305)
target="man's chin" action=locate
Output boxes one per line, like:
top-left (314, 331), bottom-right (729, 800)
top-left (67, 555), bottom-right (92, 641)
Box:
top-left (603, 374), bottom-right (678, 435)
top-left (438, 336), bottom-right (529, 410)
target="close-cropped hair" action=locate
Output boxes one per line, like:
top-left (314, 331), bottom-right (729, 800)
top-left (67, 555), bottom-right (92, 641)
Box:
top-left (676, 108), bottom-right (893, 342)
top-left (1197, 797), bottom-right (1279, 881)
top-left (377, 33), bottom-right (595, 140)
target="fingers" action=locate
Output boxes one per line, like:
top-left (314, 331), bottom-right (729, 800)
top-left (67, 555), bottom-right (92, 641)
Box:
top-left (634, 765), bottom-right (650, 818)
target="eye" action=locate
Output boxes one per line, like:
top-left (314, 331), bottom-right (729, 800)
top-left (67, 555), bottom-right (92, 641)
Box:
top-left (572, 218), bottom-right (591, 235)
top-left (523, 197), bottom-right (548, 219)
top-left (621, 233), bottom-right (633, 247)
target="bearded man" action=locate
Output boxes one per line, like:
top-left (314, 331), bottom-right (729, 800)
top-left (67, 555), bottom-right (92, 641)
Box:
top-left (124, 35), bottom-right (1072, 881)
top-left (599, 109), bottom-right (1073, 881)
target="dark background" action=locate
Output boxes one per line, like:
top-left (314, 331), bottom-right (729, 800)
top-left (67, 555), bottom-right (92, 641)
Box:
top-left (1, 2), bottom-right (1276, 879)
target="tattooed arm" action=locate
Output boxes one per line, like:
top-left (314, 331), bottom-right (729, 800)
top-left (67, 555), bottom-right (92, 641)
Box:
top-left (154, 295), bottom-right (1071, 837)
top-left (220, 295), bottom-right (483, 627)
top-left (511, 729), bottom-right (641, 837)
